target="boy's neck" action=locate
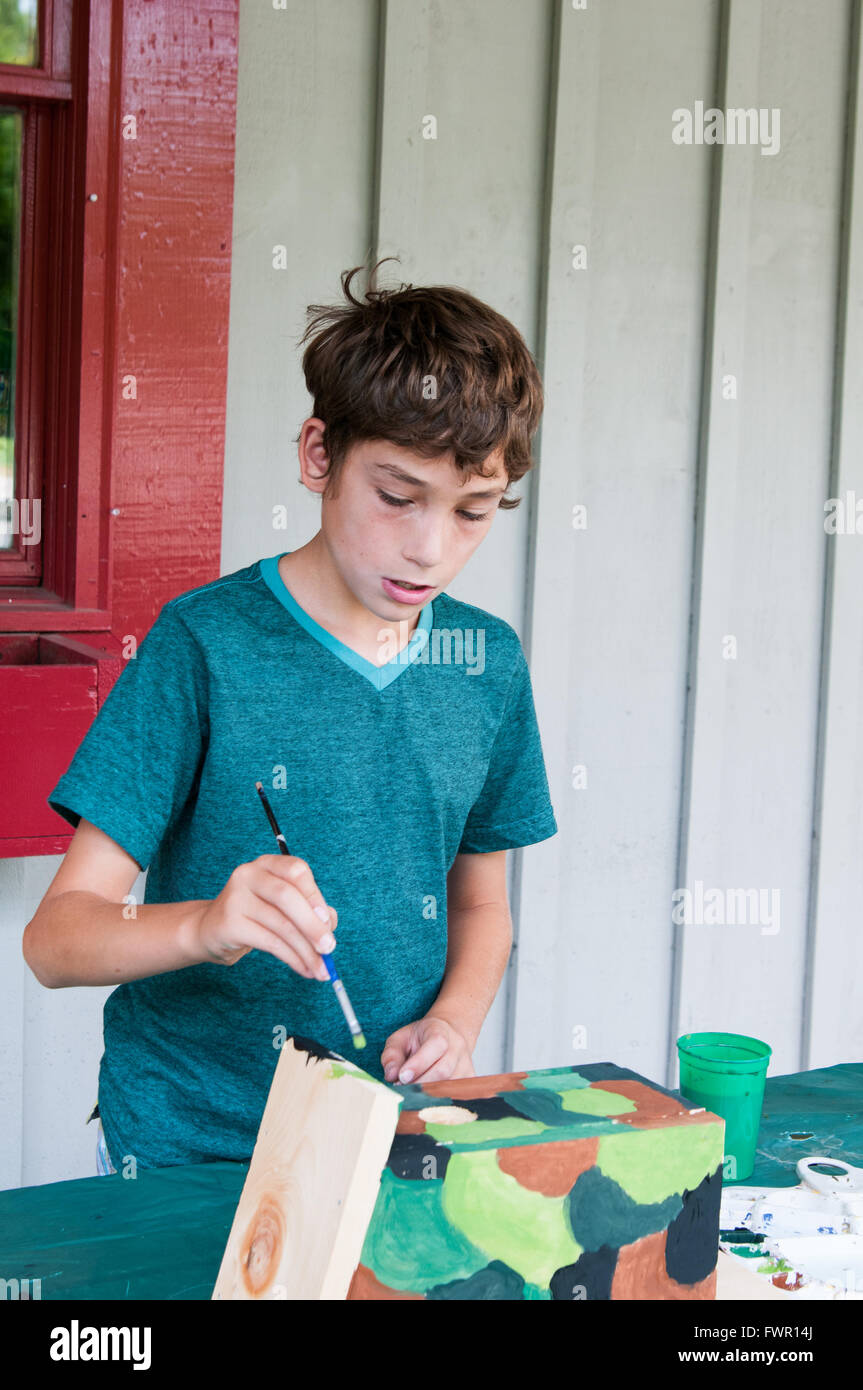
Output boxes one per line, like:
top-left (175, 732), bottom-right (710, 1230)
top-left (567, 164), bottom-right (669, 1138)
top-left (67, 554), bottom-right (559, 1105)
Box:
top-left (277, 535), bottom-right (421, 666)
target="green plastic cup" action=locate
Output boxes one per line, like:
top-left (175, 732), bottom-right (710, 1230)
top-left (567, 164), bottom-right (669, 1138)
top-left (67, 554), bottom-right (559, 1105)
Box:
top-left (676, 1031), bottom-right (771, 1181)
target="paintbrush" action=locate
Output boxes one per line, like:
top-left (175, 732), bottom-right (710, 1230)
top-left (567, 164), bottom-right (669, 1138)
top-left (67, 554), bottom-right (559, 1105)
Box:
top-left (255, 781), bottom-right (366, 1051)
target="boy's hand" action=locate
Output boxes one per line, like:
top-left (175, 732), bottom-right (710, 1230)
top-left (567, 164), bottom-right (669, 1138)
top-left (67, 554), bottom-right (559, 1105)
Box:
top-left (186, 854), bottom-right (337, 980)
top-left (381, 1015), bottom-right (476, 1086)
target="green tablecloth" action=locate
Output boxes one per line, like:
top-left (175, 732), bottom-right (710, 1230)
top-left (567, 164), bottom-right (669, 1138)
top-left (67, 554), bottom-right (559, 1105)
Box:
top-left (1, 1062), bottom-right (860, 1300)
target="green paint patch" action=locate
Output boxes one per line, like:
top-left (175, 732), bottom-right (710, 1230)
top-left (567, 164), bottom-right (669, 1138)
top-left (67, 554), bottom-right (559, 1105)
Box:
top-left (326, 1060), bottom-right (380, 1086)
top-left (361, 1169), bottom-right (488, 1292)
top-left (596, 1123), bottom-right (723, 1204)
top-left (441, 1150), bottom-right (583, 1287)
top-left (522, 1070), bottom-right (594, 1091)
top-left (424, 1116), bottom-right (547, 1145)
top-left (560, 1087), bottom-right (637, 1117)
top-left (418, 1120), bottom-right (624, 1154)
top-left (728, 1245), bottom-right (764, 1259)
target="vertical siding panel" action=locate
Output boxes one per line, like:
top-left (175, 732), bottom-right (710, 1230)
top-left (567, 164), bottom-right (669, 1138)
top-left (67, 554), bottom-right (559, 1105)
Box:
top-left (669, 1), bottom-right (761, 1083)
top-left (671, 0), bottom-right (848, 1081)
top-left (513, 0), bottom-right (717, 1078)
top-left (806, 0), bottom-right (863, 1066)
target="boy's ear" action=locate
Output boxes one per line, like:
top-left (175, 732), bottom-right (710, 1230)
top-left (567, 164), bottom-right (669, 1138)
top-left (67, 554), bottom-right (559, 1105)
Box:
top-left (297, 417), bottom-right (332, 495)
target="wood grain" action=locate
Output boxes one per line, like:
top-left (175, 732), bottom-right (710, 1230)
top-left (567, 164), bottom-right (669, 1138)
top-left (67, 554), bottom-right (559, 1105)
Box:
top-left (212, 1038), bottom-right (401, 1300)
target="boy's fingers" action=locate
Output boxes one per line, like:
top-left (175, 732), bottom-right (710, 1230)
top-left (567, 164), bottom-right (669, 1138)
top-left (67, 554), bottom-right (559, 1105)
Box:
top-left (255, 854), bottom-right (335, 938)
top-left (381, 1030), bottom-right (413, 1080)
top-left (397, 1032), bottom-right (449, 1083)
top-left (242, 890), bottom-right (328, 978)
top-left (407, 1057), bottom-right (456, 1085)
top-left (254, 865), bottom-right (336, 955)
top-left (230, 916), bottom-right (324, 980)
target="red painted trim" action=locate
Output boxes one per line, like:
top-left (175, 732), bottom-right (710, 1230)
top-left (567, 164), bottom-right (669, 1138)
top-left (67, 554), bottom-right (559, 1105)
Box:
top-left (107, 0), bottom-right (235, 640)
top-left (0, 0), bottom-right (238, 855)
top-left (0, 73), bottom-right (71, 100)
top-left (0, 631), bottom-right (125, 854)
top-left (68, 0), bottom-right (119, 618)
top-left (2, 835), bottom-right (72, 856)
top-left (0, 603), bottom-right (111, 629)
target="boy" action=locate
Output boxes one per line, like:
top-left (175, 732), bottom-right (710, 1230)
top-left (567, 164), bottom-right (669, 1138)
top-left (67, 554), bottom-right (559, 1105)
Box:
top-left (23, 262), bottom-right (558, 1173)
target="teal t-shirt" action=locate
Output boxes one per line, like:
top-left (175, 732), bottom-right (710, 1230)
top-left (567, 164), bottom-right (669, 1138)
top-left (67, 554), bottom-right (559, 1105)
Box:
top-left (48, 553), bottom-right (558, 1169)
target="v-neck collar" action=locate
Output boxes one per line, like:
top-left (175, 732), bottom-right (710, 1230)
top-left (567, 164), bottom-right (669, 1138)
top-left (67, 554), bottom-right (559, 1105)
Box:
top-left (259, 552), bottom-right (434, 692)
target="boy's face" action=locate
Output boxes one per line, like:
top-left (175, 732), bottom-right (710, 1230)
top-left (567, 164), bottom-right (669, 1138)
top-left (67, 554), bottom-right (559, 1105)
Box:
top-left (309, 432), bottom-right (510, 620)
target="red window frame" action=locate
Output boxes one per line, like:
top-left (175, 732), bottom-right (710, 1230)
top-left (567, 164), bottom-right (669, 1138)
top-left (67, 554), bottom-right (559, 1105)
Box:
top-left (0, 0), bottom-right (237, 855)
top-left (0, 0), bottom-right (86, 601)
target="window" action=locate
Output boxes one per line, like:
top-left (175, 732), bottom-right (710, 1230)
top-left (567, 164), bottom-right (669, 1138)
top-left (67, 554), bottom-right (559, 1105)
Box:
top-left (0, 0), bottom-right (87, 601)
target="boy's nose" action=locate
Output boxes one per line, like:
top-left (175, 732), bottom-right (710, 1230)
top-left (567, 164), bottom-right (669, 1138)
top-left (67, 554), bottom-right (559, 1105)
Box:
top-left (400, 533), bottom-right (445, 571)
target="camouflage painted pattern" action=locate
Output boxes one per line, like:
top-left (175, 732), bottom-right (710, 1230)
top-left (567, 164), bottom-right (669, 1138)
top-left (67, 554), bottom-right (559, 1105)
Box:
top-left (346, 1060), bottom-right (724, 1300)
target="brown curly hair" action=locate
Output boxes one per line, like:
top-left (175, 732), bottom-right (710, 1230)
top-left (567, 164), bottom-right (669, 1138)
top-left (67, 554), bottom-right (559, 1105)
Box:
top-left (295, 258), bottom-right (544, 510)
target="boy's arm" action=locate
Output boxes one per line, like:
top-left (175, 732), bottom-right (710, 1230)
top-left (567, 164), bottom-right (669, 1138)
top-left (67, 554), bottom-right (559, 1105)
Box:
top-left (23, 818), bottom-right (211, 988)
top-left (432, 849), bottom-right (512, 1050)
top-left (23, 818), bottom-right (338, 989)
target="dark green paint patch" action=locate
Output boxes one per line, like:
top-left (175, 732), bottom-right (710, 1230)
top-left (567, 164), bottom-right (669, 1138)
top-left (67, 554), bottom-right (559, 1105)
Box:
top-left (567, 1165), bottom-right (682, 1252)
top-left (426, 1259), bottom-right (525, 1300)
top-left (665, 1168), bottom-right (722, 1285)
top-left (504, 1087), bottom-right (602, 1127)
top-left (394, 1087), bottom-right (463, 1112)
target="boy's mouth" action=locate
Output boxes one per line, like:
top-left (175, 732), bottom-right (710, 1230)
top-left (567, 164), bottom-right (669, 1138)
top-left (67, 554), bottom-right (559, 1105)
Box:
top-left (382, 576), bottom-right (435, 603)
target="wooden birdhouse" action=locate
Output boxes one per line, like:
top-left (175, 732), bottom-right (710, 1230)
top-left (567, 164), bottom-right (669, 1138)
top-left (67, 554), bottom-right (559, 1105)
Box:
top-left (213, 1036), bottom-right (724, 1300)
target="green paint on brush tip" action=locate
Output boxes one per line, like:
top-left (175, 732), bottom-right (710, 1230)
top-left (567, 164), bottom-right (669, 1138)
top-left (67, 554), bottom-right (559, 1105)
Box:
top-left (352, 1032), bottom-right (366, 1049)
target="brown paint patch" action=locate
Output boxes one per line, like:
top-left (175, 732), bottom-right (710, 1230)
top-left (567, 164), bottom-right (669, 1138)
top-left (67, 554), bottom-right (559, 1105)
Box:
top-left (420, 1071), bottom-right (528, 1100)
top-left (592, 1080), bottom-right (720, 1129)
top-left (611, 1229), bottom-right (716, 1300)
top-left (773, 1270), bottom-right (806, 1291)
top-left (239, 1196), bottom-right (285, 1297)
top-left (614, 1111), bottom-right (721, 1132)
top-left (395, 1109), bottom-right (428, 1135)
top-left (347, 1263), bottom-right (426, 1300)
top-left (497, 1137), bottom-right (599, 1196)
top-left (590, 1079), bottom-right (686, 1119)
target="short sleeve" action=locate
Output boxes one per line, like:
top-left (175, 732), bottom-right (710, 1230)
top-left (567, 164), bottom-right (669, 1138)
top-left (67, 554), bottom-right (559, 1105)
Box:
top-left (457, 640), bottom-right (558, 854)
top-left (48, 602), bottom-right (209, 871)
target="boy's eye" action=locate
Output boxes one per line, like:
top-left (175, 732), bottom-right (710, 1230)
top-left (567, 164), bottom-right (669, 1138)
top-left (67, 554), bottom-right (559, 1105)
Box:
top-left (376, 488), bottom-right (488, 523)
